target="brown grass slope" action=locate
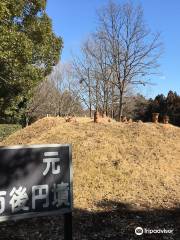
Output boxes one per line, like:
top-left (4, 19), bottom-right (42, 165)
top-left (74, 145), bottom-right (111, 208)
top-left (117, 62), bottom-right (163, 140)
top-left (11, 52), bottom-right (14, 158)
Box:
top-left (1, 117), bottom-right (180, 211)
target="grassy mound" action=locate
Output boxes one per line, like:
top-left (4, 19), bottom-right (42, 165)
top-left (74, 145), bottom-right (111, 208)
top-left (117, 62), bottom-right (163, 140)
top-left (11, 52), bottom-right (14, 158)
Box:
top-left (1, 117), bottom-right (180, 211)
top-left (0, 124), bottom-right (21, 141)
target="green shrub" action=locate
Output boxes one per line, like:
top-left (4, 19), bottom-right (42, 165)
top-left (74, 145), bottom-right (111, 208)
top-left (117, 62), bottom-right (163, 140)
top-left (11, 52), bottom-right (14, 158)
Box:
top-left (0, 124), bottom-right (21, 141)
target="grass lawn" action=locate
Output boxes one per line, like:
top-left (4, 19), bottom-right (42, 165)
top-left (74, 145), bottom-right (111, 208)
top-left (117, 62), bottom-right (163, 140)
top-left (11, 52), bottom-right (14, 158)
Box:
top-left (0, 124), bottom-right (21, 142)
top-left (0, 117), bottom-right (179, 239)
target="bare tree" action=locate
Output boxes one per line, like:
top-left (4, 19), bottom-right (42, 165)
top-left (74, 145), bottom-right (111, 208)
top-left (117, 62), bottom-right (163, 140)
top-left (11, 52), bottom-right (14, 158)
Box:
top-left (73, 34), bottom-right (115, 117)
top-left (73, 1), bottom-right (162, 120)
top-left (27, 63), bottom-right (83, 121)
top-left (73, 46), bottom-right (95, 117)
top-left (83, 34), bottom-right (113, 115)
top-left (26, 78), bottom-right (60, 122)
top-left (97, 1), bottom-right (162, 120)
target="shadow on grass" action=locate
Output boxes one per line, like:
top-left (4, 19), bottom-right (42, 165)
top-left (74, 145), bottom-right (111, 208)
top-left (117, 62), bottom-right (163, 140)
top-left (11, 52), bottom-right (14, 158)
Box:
top-left (0, 200), bottom-right (179, 240)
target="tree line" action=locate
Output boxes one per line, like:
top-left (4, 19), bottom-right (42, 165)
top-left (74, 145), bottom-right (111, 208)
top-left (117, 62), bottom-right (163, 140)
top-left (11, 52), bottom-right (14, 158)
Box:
top-left (142, 91), bottom-right (180, 126)
top-left (0, 1), bottom-right (179, 127)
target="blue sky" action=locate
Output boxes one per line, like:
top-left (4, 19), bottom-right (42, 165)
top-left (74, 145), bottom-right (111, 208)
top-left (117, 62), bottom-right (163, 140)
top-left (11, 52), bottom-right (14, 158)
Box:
top-left (46, 0), bottom-right (180, 98)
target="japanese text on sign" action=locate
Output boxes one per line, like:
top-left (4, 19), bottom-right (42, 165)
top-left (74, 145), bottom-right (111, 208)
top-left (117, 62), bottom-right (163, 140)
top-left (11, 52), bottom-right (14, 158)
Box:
top-left (0, 145), bottom-right (72, 222)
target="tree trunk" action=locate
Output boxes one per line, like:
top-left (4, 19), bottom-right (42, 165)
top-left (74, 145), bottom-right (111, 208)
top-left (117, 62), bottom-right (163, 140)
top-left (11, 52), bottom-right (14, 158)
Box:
top-left (111, 83), bottom-right (115, 119)
top-left (118, 91), bottom-right (123, 121)
top-left (95, 75), bottom-right (99, 112)
top-left (25, 115), bottom-right (29, 127)
top-left (89, 102), bottom-right (92, 118)
top-left (103, 88), bottom-right (106, 115)
top-left (105, 82), bottom-right (109, 116)
top-left (88, 68), bottom-right (92, 118)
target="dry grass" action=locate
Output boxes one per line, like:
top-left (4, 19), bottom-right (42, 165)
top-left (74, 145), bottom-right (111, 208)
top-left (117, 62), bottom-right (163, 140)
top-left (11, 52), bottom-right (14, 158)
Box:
top-left (1, 117), bottom-right (180, 212)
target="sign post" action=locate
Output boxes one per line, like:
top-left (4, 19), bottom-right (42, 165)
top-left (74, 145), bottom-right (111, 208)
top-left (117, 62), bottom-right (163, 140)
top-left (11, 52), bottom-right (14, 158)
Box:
top-left (64, 212), bottom-right (72, 240)
top-left (0, 144), bottom-right (73, 239)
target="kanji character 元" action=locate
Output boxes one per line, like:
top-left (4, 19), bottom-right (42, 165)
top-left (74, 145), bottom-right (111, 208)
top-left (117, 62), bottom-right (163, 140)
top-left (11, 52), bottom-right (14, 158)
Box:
top-left (43, 152), bottom-right (61, 175)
